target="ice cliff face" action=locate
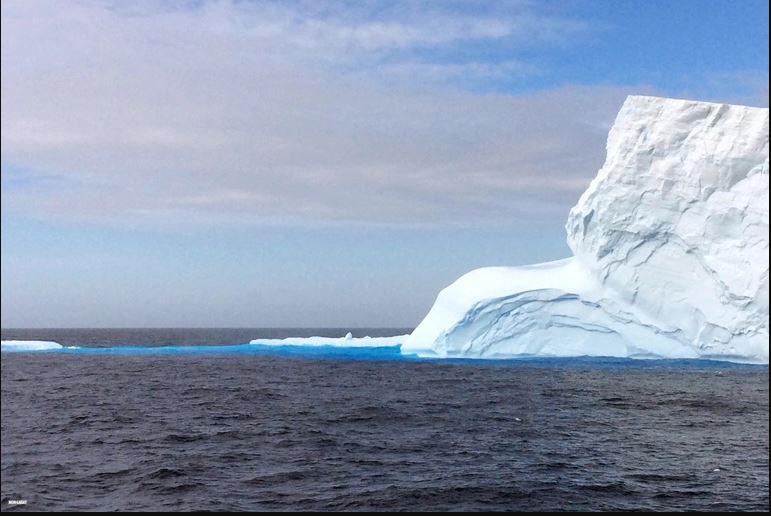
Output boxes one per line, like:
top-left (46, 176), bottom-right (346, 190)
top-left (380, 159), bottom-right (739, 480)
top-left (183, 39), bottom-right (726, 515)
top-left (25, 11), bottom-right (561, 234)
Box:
top-left (404, 96), bottom-right (769, 363)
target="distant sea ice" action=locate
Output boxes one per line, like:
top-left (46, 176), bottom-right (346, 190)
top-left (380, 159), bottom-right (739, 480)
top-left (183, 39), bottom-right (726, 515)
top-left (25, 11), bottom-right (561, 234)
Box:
top-left (1, 340), bottom-right (64, 352)
top-left (249, 334), bottom-right (408, 348)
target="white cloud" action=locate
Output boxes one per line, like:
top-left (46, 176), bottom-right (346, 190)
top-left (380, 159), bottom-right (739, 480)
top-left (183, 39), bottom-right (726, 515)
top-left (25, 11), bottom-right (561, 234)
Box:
top-left (1, 0), bottom-right (637, 229)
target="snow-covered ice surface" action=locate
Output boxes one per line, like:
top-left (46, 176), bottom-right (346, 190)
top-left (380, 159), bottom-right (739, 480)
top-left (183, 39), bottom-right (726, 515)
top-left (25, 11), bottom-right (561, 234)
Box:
top-left (249, 334), bottom-right (409, 348)
top-left (404, 95), bottom-right (769, 363)
top-left (2, 340), bottom-right (64, 352)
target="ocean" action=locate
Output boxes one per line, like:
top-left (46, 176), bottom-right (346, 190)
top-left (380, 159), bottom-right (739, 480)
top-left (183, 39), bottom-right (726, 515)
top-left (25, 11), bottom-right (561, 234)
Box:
top-left (1, 328), bottom-right (768, 511)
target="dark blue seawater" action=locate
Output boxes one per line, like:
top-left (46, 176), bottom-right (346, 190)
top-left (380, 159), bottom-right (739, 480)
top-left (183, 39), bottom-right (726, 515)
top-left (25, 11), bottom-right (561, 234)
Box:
top-left (1, 328), bottom-right (769, 511)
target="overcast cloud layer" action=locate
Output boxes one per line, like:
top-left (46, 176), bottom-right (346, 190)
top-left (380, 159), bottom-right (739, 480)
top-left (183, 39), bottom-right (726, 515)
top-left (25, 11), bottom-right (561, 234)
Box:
top-left (3, 0), bottom-right (768, 231)
top-left (1, 0), bottom-right (646, 229)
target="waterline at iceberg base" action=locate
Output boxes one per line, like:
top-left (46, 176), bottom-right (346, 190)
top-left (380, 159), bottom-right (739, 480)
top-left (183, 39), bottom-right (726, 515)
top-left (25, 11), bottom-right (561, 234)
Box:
top-left (405, 95), bottom-right (769, 363)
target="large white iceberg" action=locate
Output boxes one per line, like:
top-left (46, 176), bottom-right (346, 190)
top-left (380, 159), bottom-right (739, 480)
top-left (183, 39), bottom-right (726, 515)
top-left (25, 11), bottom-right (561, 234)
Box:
top-left (404, 95), bottom-right (769, 363)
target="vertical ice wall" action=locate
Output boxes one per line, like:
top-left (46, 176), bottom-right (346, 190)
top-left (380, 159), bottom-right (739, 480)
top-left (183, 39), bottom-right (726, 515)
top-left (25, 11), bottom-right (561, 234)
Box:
top-left (566, 96), bottom-right (769, 361)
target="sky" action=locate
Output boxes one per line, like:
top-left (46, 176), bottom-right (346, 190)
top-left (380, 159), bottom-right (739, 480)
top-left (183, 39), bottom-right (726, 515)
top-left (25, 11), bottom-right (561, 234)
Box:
top-left (1, 0), bottom-right (769, 328)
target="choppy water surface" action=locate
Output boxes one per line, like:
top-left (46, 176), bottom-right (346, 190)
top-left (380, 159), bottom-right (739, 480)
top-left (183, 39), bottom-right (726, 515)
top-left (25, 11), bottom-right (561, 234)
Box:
top-left (1, 329), bottom-right (768, 511)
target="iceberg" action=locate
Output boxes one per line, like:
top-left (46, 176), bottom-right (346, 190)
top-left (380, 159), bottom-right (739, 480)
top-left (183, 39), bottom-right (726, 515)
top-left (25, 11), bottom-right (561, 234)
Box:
top-left (404, 95), bottom-right (769, 363)
top-left (1, 340), bottom-right (64, 352)
top-left (250, 334), bottom-right (409, 348)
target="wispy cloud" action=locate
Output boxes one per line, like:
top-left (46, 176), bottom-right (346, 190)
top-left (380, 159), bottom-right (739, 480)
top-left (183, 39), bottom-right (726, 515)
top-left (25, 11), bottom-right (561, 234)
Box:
top-left (1, 0), bottom-right (635, 229)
